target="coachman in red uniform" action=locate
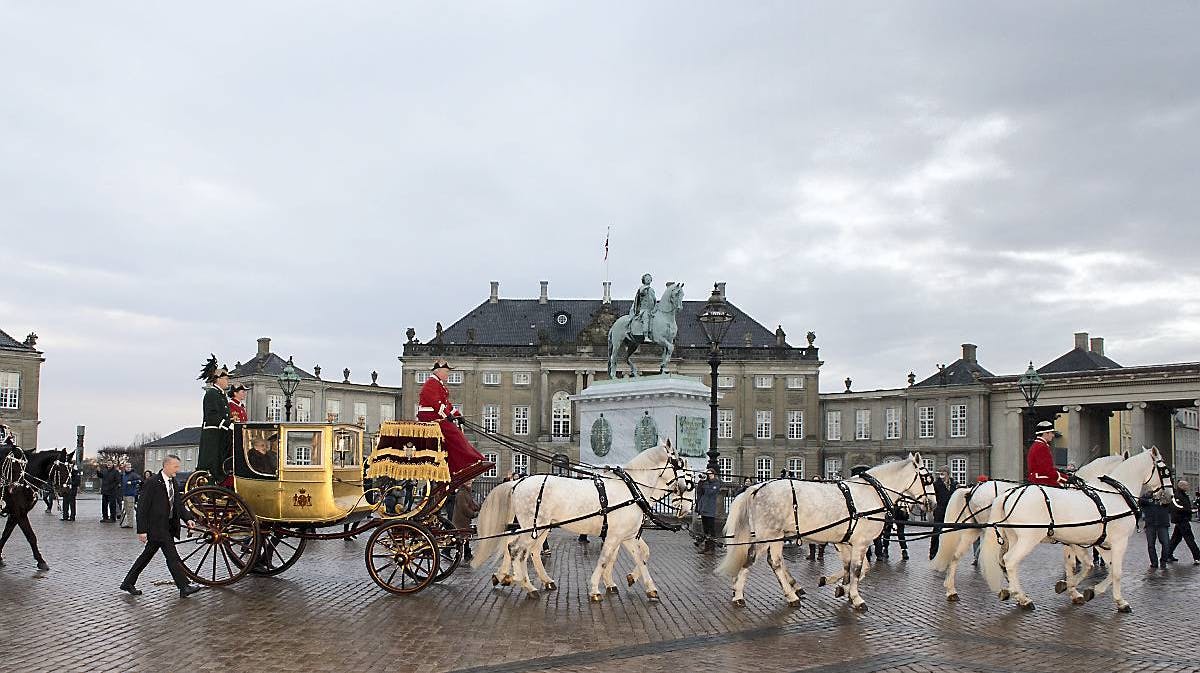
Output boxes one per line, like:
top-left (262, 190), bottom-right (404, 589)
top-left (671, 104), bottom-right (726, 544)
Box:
top-left (1026, 420), bottom-right (1064, 486)
top-left (417, 360), bottom-right (492, 481)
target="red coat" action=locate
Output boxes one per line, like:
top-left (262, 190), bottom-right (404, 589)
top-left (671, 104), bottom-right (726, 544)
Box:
top-left (416, 376), bottom-right (483, 475)
top-left (228, 399), bottom-right (248, 423)
top-left (1026, 437), bottom-right (1062, 486)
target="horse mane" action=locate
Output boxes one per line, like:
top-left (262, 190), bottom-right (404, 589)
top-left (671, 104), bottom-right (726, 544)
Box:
top-left (624, 442), bottom-right (669, 471)
top-left (23, 449), bottom-right (63, 480)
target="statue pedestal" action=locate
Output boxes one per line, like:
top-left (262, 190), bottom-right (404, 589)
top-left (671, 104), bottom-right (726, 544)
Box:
top-left (573, 374), bottom-right (711, 471)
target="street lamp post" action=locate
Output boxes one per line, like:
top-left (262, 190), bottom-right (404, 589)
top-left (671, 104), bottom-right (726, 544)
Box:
top-left (697, 284), bottom-right (734, 475)
top-left (1016, 361), bottom-right (1045, 479)
top-left (278, 357), bottom-right (302, 422)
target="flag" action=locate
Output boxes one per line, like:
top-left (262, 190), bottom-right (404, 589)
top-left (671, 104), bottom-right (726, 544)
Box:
top-left (604, 226), bottom-right (610, 260)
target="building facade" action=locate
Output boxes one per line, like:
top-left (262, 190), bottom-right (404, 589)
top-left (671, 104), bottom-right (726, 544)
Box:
top-left (0, 329), bottom-right (44, 449)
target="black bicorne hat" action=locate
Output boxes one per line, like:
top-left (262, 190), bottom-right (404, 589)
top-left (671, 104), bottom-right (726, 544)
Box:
top-left (431, 360), bottom-right (454, 371)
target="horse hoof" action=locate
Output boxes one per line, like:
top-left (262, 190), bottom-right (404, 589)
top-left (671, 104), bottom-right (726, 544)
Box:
top-left (817, 577), bottom-right (827, 587)
top-left (1117, 604), bottom-right (1133, 614)
top-left (626, 573), bottom-right (636, 587)
top-left (795, 587), bottom-right (805, 597)
top-left (545, 581), bottom-right (557, 591)
top-left (833, 585), bottom-right (845, 598)
top-left (589, 593), bottom-right (603, 603)
top-left (501, 575), bottom-right (513, 587)
top-left (1054, 580), bottom-right (1068, 594)
top-left (732, 598), bottom-right (745, 607)
top-left (527, 590), bottom-right (540, 600)
top-left (1019, 601), bottom-right (1035, 611)
top-left (647, 590), bottom-right (659, 602)
top-left (1083, 589), bottom-right (1095, 603)
top-left (1072, 596), bottom-right (1086, 605)
top-left (491, 575), bottom-right (500, 587)
top-left (998, 589), bottom-right (1010, 601)
top-left (607, 585), bottom-right (619, 594)
top-left (788, 598), bottom-right (803, 607)
top-left (946, 593), bottom-right (959, 602)
top-left (853, 602), bottom-right (868, 613)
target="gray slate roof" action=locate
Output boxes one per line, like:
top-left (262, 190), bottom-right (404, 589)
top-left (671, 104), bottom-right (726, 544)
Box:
top-left (1038, 348), bottom-right (1122, 374)
top-left (438, 299), bottom-right (781, 348)
top-left (144, 426), bottom-right (202, 448)
top-left (0, 328), bottom-right (36, 353)
top-left (231, 353), bottom-right (317, 379)
top-left (913, 358), bottom-right (994, 387)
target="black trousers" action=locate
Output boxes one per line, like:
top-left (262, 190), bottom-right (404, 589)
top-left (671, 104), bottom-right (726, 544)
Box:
top-left (700, 515), bottom-right (716, 539)
top-left (101, 493), bottom-right (119, 520)
top-left (61, 494), bottom-right (76, 520)
top-left (928, 511), bottom-right (947, 559)
top-left (1145, 525), bottom-right (1170, 564)
top-left (123, 538), bottom-right (190, 589)
top-left (0, 513), bottom-right (45, 562)
top-left (1168, 522), bottom-right (1200, 561)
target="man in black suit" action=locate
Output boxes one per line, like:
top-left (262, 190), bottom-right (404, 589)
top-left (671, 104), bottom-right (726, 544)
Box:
top-left (61, 466), bottom-right (81, 521)
top-left (120, 454), bottom-right (200, 597)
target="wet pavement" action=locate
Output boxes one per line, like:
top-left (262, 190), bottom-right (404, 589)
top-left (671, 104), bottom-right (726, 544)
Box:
top-left (2, 497), bottom-right (1199, 673)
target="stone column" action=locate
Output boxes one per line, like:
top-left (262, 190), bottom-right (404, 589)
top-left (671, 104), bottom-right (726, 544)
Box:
top-left (993, 408), bottom-right (1024, 481)
top-left (574, 370), bottom-right (586, 443)
top-left (1127, 402), bottom-right (1148, 452)
top-left (540, 369), bottom-right (550, 439)
top-left (1063, 405), bottom-right (1106, 467)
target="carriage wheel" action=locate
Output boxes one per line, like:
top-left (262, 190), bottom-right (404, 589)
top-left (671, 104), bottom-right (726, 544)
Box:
top-left (175, 486), bottom-right (259, 587)
top-left (251, 526), bottom-right (309, 576)
top-left (430, 516), bottom-right (464, 584)
top-left (365, 520), bottom-right (439, 595)
top-left (184, 470), bottom-right (211, 492)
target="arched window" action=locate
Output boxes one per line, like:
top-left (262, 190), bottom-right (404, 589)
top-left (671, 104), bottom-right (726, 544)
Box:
top-left (552, 391), bottom-right (571, 438)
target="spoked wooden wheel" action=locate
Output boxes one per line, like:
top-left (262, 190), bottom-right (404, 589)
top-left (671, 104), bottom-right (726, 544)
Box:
top-left (251, 526), bottom-right (309, 576)
top-left (175, 486), bottom-right (259, 586)
top-left (365, 520), bottom-right (439, 595)
top-left (184, 470), bottom-right (211, 492)
top-left (431, 516), bottom-right (464, 584)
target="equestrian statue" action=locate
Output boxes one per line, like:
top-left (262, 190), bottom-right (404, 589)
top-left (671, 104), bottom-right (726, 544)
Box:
top-left (607, 274), bottom-right (683, 377)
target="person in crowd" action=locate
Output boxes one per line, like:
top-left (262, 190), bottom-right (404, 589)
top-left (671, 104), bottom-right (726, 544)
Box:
top-left (40, 482), bottom-right (55, 515)
top-left (119, 464), bottom-right (142, 528)
top-left (99, 461), bottom-right (121, 523)
top-left (452, 480), bottom-right (480, 562)
top-left (735, 477), bottom-right (753, 496)
top-left (1167, 480), bottom-right (1200, 565)
top-left (60, 465), bottom-right (80, 522)
top-left (120, 454), bottom-right (200, 598)
top-left (1140, 491), bottom-right (1171, 569)
top-left (927, 466), bottom-right (956, 560)
top-left (874, 503), bottom-right (910, 562)
top-left (694, 468), bottom-right (722, 553)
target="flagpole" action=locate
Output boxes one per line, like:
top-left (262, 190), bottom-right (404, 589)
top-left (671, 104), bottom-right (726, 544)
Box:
top-left (604, 225), bottom-right (611, 285)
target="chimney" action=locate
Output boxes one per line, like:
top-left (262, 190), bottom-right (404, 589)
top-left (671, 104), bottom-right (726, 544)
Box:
top-left (602, 281), bottom-right (612, 304)
top-left (257, 337), bottom-right (271, 357)
top-left (1074, 332), bottom-right (1089, 350)
top-left (962, 343), bottom-right (977, 363)
top-left (1090, 337), bottom-right (1105, 357)
top-left (715, 282), bottom-right (726, 300)
top-left (539, 280), bottom-right (549, 304)
top-left (489, 281), bottom-right (499, 304)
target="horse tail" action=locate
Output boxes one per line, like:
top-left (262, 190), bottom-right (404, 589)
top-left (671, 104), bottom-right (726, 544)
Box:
top-left (471, 480), bottom-right (516, 569)
top-left (929, 490), bottom-right (971, 573)
top-left (978, 507), bottom-right (1008, 593)
top-left (715, 488), bottom-right (755, 578)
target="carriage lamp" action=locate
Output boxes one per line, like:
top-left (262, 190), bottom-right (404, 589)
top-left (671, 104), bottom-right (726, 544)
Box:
top-left (698, 284), bottom-right (735, 474)
top-left (278, 357), bottom-right (302, 422)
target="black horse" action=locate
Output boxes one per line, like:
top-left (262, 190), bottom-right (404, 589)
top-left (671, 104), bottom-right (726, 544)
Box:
top-left (0, 448), bottom-right (70, 570)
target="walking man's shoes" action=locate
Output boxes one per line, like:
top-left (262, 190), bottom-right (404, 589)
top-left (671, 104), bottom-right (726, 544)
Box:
top-left (179, 584), bottom-right (202, 598)
top-left (120, 584), bottom-right (142, 596)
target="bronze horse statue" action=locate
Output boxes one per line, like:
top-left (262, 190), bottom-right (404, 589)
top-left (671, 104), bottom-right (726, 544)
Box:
top-left (607, 282), bottom-right (684, 377)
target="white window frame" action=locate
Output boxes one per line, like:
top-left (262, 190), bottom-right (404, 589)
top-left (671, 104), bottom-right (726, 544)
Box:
top-left (513, 371), bottom-right (532, 386)
top-left (512, 405), bottom-right (530, 436)
top-left (921, 457), bottom-right (936, 474)
top-left (950, 404), bottom-right (968, 438)
top-left (512, 452), bottom-right (529, 475)
top-left (755, 410), bottom-right (772, 439)
top-left (326, 399), bottom-right (342, 423)
top-left (717, 456), bottom-right (733, 481)
top-left (824, 457), bottom-right (842, 480)
top-left (482, 371), bottom-right (501, 386)
top-left (755, 456), bottom-right (773, 482)
top-left (717, 375), bottom-right (735, 389)
top-left (482, 453), bottom-right (499, 478)
top-left (296, 396), bottom-right (312, 423)
top-left (267, 394), bottom-right (284, 422)
top-left (447, 371), bottom-right (463, 385)
top-left (885, 407), bottom-right (901, 440)
top-left (551, 391), bottom-right (571, 437)
top-left (786, 457), bottom-right (804, 479)
top-left (826, 411), bottom-right (842, 441)
top-left (353, 402), bottom-right (368, 424)
top-left (754, 375), bottom-right (773, 389)
top-left (483, 405), bottom-right (499, 433)
top-left (786, 410), bottom-right (804, 440)
top-left (380, 403), bottom-right (395, 423)
top-left (717, 409), bottom-right (733, 439)
top-left (0, 371), bottom-right (18, 409)
top-left (786, 375), bottom-right (804, 389)
top-left (949, 456), bottom-right (968, 485)
top-left (415, 371), bottom-right (430, 384)
top-left (855, 409), bottom-right (871, 440)
top-left (919, 406), bottom-right (935, 439)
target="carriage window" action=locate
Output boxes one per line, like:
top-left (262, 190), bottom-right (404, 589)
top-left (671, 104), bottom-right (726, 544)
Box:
top-left (243, 428), bottom-right (280, 477)
top-left (287, 430), bottom-right (323, 467)
top-left (333, 430), bottom-right (361, 468)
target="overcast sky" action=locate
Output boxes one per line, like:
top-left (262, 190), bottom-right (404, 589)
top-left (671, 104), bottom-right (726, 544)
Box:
top-left (2, 2), bottom-right (1197, 452)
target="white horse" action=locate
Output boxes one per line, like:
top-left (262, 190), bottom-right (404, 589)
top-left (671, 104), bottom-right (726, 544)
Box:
top-left (979, 446), bottom-right (1173, 613)
top-left (607, 282), bottom-right (684, 377)
top-left (930, 452), bottom-right (1126, 601)
top-left (472, 440), bottom-right (693, 602)
top-left (717, 453), bottom-right (934, 611)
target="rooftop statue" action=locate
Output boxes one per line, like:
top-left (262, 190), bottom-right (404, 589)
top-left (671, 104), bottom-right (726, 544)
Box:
top-left (607, 275), bottom-right (684, 377)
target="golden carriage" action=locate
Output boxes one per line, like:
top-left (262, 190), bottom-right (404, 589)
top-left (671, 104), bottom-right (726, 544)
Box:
top-left (179, 420), bottom-right (469, 594)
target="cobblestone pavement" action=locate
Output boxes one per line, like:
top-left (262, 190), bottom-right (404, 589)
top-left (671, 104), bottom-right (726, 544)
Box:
top-left (2, 498), bottom-right (1200, 673)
